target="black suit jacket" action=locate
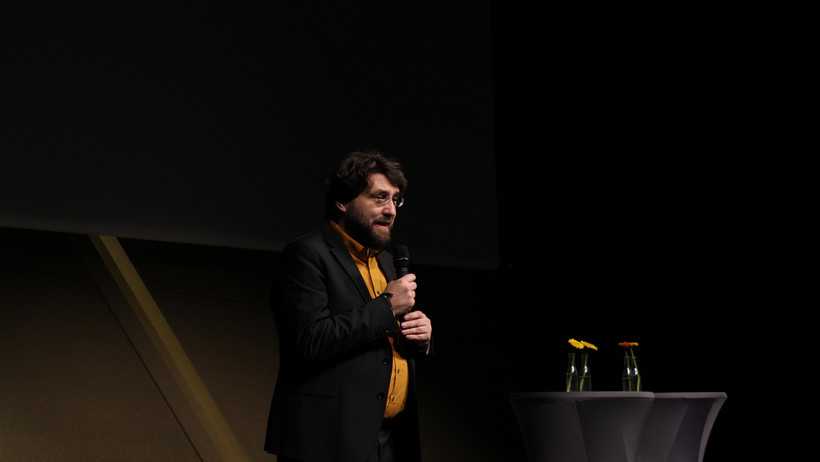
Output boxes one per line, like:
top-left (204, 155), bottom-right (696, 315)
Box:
top-left (264, 222), bottom-right (423, 462)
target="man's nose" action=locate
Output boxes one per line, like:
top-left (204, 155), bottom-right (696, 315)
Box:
top-left (382, 201), bottom-right (397, 216)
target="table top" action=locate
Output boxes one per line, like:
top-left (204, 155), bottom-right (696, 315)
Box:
top-left (511, 391), bottom-right (656, 401)
top-left (652, 392), bottom-right (727, 399)
top-left (511, 391), bottom-right (726, 400)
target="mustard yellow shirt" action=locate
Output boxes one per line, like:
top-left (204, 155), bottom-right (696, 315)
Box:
top-left (330, 221), bottom-right (408, 419)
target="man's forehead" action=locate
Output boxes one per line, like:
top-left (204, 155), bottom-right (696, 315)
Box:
top-left (367, 173), bottom-right (399, 192)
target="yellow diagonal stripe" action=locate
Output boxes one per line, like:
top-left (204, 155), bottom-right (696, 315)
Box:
top-left (89, 234), bottom-right (250, 462)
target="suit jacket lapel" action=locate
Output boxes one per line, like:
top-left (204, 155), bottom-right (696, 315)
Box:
top-left (378, 251), bottom-right (396, 281)
top-left (320, 222), bottom-right (372, 301)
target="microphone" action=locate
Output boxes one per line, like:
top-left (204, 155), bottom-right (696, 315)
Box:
top-left (393, 245), bottom-right (410, 278)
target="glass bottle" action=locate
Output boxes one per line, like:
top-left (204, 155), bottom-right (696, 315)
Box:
top-left (622, 354), bottom-right (641, 391)
top-left (566, 353), bottom-right (578, 391)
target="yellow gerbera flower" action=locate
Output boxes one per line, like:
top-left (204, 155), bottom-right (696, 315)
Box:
top-left (568, 338), bottom-right (584, 349)
top-left (580, 341), bottom-right (598, 351)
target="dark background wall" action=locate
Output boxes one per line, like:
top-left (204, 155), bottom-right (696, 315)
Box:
top-left (1, 1), bottom-right (498, 270)
top-left (1, 1), bottom-right (728, 461)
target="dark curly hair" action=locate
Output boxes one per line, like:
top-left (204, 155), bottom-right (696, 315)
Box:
top-left (324, 150), bottom-right (408, 221)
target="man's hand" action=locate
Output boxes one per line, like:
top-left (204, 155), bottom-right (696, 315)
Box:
top-left (384, 274), bottom-right (416, 315)
top-left (401, 311), bottom-right (432, 347)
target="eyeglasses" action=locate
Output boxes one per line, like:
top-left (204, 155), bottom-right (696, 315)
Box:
top-left (365, 192), bottom-right (405, 208)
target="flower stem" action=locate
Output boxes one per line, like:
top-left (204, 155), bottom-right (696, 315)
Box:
top-left (579, 353), bottom-right (588, 391)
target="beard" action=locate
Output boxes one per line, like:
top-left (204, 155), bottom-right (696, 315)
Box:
top-left (342, 205), bottom-right (393, 251)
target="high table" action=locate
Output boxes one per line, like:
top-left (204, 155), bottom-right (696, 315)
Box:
top-left (509, 392), bottom-right (726, 462)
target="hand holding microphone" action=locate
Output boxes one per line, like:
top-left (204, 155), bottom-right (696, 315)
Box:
top-left (384, 275), bottom-right (416, 316)
top-left (386, 246), bottom-right (431, 346)
top-left (384, 245), bottom-right (414, 315)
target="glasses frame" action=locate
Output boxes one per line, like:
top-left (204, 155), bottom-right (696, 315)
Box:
top-left (365, 192), bottom-right (405, 208)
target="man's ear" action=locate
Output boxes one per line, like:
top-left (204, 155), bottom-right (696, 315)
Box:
top-left (335, 201), bottom-right (347, 213)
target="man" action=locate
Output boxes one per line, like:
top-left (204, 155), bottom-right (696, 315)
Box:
top-left (264, 150), bottom-right (433, 462)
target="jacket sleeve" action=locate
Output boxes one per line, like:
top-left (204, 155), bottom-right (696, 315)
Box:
top-left (272, 238), bottom-right (399, 363)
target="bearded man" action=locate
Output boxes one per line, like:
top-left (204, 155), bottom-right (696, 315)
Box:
top-left (264, 150), bottom-right (432, 462)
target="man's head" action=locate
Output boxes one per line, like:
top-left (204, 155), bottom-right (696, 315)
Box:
top-left (325, 150), bottom-right (407, 250)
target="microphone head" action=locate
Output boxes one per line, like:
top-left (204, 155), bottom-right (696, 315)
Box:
top-left (393, 245), bottom-right (410, 260)
top-left (393, 245), bottom-right (410, 261)
top-left (393, 245), bottom-right (410, 275)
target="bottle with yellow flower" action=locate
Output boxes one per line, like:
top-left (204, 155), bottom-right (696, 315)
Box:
top-left (567, 339), bottom-right (597, 391)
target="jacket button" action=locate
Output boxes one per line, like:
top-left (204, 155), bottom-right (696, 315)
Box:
top-left (376, 392), bottom-right (385, 399)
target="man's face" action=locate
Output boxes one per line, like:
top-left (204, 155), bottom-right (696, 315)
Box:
top-left (337, 173), bottom-right (400, 250)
